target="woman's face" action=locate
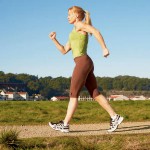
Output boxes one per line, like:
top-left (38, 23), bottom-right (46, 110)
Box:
top-left (67, 10), bottom-right (77, 24)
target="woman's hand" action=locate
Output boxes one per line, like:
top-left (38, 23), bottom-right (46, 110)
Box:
top-left (49, 32), bottom-right (56, 40)
top-left (103, 48), bottom-right (110, 58)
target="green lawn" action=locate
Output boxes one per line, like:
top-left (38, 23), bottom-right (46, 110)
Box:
top-left (0, 100), bottom-right (150, 125)
top-left (24, 133), bottom-right (150, 150)
top-left (0, 100), bottom-right (150, 149)
top-left (1, 133), bottom-right (150, 150)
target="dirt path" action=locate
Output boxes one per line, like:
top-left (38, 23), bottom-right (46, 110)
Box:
top-left (0, 121), bottom-right (150, 138)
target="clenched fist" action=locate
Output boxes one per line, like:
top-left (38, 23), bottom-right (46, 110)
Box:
top-left (49, 32), bottom-right (56, 40)
top-left (103, 48), bottom-right (110, 58)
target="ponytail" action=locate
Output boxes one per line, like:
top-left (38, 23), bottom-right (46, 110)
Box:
top-left (84, 10), bottom-right (92, 26)
top-left (84, 10), bottom-right (92, 36)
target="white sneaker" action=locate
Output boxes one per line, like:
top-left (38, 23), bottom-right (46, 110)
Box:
top-left (107, 114), bottom-right (124, 132)
top-left (49, 120), bottom-right (69, 133)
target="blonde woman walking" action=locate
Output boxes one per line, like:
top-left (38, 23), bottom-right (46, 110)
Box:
top-left (49, 6), bottom-right (123, 132)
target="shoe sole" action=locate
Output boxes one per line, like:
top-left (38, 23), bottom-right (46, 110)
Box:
top-left (107, 117), bottom-right (124, 132)
top-left (49, 122), bottom-right (69, 133)
top-left (60, 129), bottom-right (69, 133)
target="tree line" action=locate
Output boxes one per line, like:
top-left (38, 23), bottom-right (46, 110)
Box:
top-left (0, 71), bottom-right (150, 98)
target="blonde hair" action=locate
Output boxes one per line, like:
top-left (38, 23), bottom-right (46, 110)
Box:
top-left (68, 6), bottom-right (92, 26)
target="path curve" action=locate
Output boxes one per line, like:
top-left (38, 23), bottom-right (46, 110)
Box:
top-left (0, 121), bottom-right (150, 138)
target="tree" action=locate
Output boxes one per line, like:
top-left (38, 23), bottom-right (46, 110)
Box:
top-left (4, 73), bottom-right (17, 83)
top-left (27, 81), bottom-right (40, 95)
top-left (0, 71), bottom-right (5, 82)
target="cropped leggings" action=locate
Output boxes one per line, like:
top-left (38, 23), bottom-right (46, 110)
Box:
top-left (70, 54), bottom-right (100, 98)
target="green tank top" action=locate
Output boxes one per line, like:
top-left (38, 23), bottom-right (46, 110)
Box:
top-left (69, 28), bottom-right (88, 58)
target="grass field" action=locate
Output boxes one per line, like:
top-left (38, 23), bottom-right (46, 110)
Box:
top-left (0, 133), bottom-right (150, 150)
top-left (0, 100), bottom-right (150, 149)
top-left (0, 100), bottom-right (150, 125)
top-left (21, 133), bottom-right (150, 150)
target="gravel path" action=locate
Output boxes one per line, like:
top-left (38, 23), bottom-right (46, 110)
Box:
top-left (0, 121), bottom-right (150, 138)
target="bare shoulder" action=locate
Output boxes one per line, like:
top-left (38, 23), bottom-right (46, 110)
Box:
top-left (75, 22), bottom-right (87, 35)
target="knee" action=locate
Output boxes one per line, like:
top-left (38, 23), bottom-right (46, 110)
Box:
top-left (70, 90), bottom-right (79, 98)
top-left (91, 88), bottom-right (100, 99)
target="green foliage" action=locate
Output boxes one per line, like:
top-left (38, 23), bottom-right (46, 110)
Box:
top-left (0, 129), bottom-right (21, 149)
top-left (1, 71), bottom-right (150, 99)
top-left (0, 101), bottom-right (150, 125)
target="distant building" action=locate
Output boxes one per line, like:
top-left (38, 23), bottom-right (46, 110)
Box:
top-left (130, 95), bottom-right (146, 100)
top-left (0, 90), bottom-right (29, 100)
top-left (18, 92), bottom-right (29, 100)
top-left (51, 96), bottom-right (69, 101)
top-left (1, 91), bottom-right (18, 100)
top-left (34, 94), bottom-right (44, 101)
top-left (109, 95), bottom-right (129, 101)
top-left (0, 94), bottom-right (5, 100)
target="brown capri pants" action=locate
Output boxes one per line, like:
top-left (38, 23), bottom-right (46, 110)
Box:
top-left (70, 54), bottom-right (100, 98)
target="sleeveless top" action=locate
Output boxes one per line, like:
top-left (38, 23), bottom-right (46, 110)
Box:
top-left (69, 28), bottom-right (88, 58)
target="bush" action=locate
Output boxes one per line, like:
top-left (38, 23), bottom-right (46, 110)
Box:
top-left (0, 129), bottom-right (21, 150)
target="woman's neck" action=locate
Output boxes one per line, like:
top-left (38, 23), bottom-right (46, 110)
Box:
top-left (74, 20), bottom-right (79, 26)
top-left (74, 20), bottom-right (82, 29)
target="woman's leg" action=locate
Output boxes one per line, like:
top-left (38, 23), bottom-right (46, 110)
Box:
top-left (94, 94), bottom-right (116, 117)
top-left (64, 56), bottom-right (92, 125)
top-left (85, 69), bottom-right (116, 117)
top-left (63, 98), bottom-right (78, 125)
top-left (85, 67), bottom-right (124, 132)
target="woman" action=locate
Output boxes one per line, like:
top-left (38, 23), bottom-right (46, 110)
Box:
top-left (49, 6), bottom-right (123, 132)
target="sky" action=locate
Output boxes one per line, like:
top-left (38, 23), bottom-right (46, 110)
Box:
top-left (0, 0), bottom-right (150, 78)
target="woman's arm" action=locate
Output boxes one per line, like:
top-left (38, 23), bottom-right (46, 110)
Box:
top-left (49, 32), bottom-right (71, 54)
top-left (77, 22), bottom-right (110, 57)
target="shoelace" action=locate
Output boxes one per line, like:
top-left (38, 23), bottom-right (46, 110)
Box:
top-left (110, 117), bottom-right (118, 128)
top-left (57, 121), bottom-right (64, 126)
top-left (110, 119), bottom-right (114, 128)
